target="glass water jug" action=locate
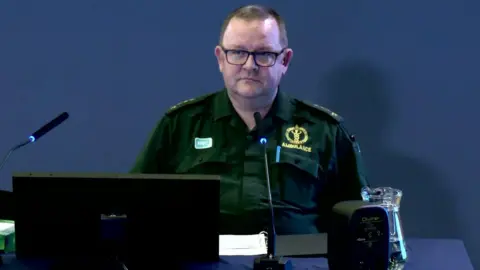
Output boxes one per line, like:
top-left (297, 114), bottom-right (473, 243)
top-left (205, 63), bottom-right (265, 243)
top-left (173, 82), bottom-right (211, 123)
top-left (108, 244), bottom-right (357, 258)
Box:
top-left (361, 186), bottom-right (408, 270)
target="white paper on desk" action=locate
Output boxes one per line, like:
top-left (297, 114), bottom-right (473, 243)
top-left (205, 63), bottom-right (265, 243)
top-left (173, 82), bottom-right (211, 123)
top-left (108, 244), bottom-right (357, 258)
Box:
top-left (0, 222), bottom-right (14, 236)
top-left (219, 232), bottom-right (268, 256)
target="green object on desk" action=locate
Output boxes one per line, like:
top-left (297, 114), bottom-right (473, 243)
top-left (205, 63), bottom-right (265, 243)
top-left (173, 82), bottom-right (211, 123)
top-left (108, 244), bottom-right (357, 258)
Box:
top-left (0, 220), bottom-right (15, 253)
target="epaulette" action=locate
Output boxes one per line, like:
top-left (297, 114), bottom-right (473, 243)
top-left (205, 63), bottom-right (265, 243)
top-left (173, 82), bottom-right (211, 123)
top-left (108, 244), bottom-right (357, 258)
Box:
top-left (297, 100), bottom-right (343, 123)
top-left (166, 93), bottom-right (215, 115)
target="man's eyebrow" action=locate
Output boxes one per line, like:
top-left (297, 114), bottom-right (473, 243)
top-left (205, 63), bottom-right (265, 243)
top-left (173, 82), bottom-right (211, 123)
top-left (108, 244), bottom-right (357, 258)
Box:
top-left (224, 45), bottom-right (246, 50)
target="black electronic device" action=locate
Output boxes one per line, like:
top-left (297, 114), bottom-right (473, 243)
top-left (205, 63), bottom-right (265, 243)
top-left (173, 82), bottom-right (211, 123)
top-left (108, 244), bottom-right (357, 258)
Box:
top-left (0, 190), bottom-right (14, 220)
top-left (12, 172), bottom-right (221, 268)
top-left (328, 200), bottom-right (390, 270)
top-left (252, 112), bottom-right (293, 270)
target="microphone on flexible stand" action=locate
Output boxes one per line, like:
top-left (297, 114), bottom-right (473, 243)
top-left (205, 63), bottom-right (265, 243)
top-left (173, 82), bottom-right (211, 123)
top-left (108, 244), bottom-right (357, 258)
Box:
top-left (0, 111), bottom-right (69, 265)
top-left (0, 112), bottom-right (70, 172)
top-left (252, 112), bottom-right (292, 270)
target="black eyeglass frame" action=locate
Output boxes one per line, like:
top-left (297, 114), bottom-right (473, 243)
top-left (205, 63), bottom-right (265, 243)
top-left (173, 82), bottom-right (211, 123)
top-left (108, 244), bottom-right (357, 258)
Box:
top-left (220, 46), bottom-right (287, 67)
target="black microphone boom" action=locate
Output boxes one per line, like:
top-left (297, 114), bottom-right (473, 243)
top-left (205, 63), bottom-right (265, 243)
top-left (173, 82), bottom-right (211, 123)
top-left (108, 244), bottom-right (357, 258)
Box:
top-left (0, 112), bottom-right (69, 171)
top-left (30, 112), bottom-right (69, 142)
top-left (252, 112), bottom-right (292, 270)
top-left (253, 112), bottom-right (276, 255)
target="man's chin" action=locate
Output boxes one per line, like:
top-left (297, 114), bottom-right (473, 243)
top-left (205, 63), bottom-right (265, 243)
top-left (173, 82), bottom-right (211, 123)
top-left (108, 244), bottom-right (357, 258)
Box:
top-left (232, 83), bottom-right (265, 98)
top-left (234, 88), bottom-right (263, 98)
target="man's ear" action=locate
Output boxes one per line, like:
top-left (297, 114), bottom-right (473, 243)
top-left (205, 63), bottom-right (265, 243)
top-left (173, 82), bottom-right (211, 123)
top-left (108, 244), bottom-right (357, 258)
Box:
top-left (214, 46), bottom-right (224, 72)
top-left (282, 48), bottom-right (293, 67)
top-left (280, 48), bottom-right (293, 75)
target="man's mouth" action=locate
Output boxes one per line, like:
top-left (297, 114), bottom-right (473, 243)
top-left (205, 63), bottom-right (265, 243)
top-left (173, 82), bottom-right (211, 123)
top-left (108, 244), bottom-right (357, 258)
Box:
top-left (241, 78), bottom-right (259, 82)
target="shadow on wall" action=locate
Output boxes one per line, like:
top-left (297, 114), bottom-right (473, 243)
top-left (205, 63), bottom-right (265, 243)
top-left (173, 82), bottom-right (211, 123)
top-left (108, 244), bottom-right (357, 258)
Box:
top-left (318, 59), bottom-right (460, 239)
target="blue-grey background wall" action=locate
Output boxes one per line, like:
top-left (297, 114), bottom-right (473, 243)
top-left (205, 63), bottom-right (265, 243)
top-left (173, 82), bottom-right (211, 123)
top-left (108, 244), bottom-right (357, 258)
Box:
top-left (1, 0), bottom-right (478, 267)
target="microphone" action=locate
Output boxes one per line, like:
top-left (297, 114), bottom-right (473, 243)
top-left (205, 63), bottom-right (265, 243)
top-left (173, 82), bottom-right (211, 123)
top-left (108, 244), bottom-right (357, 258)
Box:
top-left (0, 112), bottom-right (69, 171)
top-left (252, 112), bottom-right (292, 270)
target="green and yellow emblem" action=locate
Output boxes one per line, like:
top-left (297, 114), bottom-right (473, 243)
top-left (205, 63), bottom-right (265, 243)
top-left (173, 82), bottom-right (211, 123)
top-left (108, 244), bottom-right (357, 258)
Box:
top-left (282, 125), bottom-right (311, 153)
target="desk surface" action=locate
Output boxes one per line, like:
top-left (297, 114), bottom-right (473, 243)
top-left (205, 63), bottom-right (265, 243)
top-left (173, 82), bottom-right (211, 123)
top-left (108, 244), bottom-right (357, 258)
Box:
top-left (0, 238), bottom-right (473, 270)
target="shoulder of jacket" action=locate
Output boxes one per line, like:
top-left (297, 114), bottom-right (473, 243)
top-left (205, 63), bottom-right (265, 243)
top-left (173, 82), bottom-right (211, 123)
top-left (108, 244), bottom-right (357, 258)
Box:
top-left (295, 99), bottom-right (343, 123)
top-left (165, 92), bottom-right (216, 116)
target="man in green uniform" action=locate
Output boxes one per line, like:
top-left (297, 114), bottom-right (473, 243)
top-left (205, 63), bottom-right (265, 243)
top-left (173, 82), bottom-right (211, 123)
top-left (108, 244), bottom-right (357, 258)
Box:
top-left (130, 5), bottom-right (368, 235)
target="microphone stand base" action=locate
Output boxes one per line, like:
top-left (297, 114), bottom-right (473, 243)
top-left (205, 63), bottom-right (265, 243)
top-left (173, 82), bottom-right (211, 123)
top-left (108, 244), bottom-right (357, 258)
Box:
top-left (253, 255), bottom-right (293, 270)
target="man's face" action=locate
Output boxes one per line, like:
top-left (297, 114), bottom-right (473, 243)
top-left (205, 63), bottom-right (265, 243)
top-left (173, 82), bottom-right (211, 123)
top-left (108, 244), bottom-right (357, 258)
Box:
top-left (215, 17), bottom-right (293, 100)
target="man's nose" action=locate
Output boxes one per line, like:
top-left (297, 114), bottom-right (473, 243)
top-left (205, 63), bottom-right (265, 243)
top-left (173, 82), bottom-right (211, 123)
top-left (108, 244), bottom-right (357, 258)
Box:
top-left (243, 55), bottom-right (258, 70)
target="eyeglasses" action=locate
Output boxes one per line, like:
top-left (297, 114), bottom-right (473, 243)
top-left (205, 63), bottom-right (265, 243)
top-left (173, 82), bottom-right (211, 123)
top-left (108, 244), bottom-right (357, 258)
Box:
top-left (221, 47), bottom-right (286, 67)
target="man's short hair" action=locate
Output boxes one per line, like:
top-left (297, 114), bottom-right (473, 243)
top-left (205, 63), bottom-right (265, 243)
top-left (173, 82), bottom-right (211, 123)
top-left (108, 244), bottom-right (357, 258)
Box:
top-left (219, 5), bottom-right (288, 48)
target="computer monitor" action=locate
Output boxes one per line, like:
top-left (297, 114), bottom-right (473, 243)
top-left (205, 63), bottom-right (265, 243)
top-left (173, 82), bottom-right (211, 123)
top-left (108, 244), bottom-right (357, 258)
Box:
top-left (12, 172), bottom-right (220, 266)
